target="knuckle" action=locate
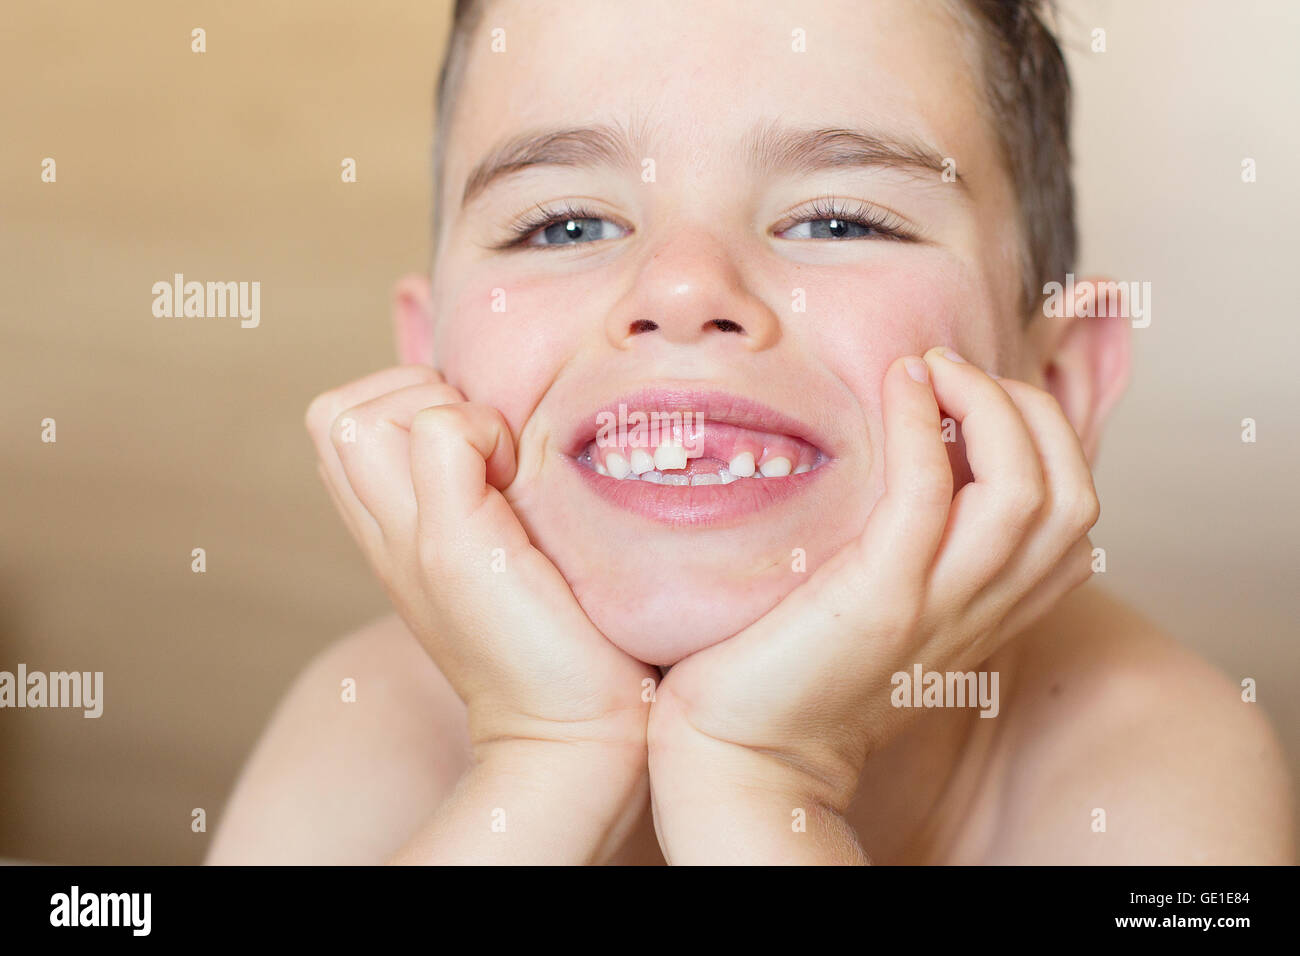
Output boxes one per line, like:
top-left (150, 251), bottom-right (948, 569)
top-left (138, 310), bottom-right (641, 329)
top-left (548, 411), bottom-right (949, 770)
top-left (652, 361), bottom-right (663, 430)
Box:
top-left (411, 402), bottom-right (457, 432)
top-left (994, 376), bottom-right (1026, 399)
top-left (1006, 379), bottom-right (1062, 415)
top-left (426, 383), bottom-right (462, 407)
top-left (304, 390), bottom-right (338, 435)
top-left (898, 594), bottom-right (927, 635)
top-left (1070, 487), bottom-right (1101, 534)
top-left (416, 532), bottom-right (442, 570)
top-left (1053, 481), bottom-right (1099, 538)
top-left (1027, 384), bottom-right (1063, 416)
top-left (900, 407), bottom-right (942, 440)
top-left (994, 481), bottom-right (1046, 537)
top-left (1040, 390), bottom-right (1066, 419)
top-left (1008, 478), bottom-right (1047, 520)
top-left (397, 363), bottom-right (442, 384)
top-left (329, 403), bottom-right (367, 451)
top-left (906, 464), bottom-right (953, 507)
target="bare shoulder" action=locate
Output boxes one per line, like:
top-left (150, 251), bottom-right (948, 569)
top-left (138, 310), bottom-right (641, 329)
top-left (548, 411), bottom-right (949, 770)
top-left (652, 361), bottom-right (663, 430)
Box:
top-left (206, 615), bottom-right (470, 864)
top-left (978, 584), bottom-right (1294, 864)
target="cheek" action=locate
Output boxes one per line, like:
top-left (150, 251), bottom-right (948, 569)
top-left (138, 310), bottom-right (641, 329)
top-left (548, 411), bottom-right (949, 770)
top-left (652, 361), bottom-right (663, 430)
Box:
top-left (816, 262), bottom-right (989, 490)
top-left (793, 256), bottom-right (985, 414)
top-left (794, 259), bottom-right (986, 492)
top-left (433, 275), bottom-right (587, 434)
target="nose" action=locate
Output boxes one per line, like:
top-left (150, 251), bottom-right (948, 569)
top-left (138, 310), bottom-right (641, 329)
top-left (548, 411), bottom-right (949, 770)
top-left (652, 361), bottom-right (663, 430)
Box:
top-left (603, 229), bottom-right (780, 351)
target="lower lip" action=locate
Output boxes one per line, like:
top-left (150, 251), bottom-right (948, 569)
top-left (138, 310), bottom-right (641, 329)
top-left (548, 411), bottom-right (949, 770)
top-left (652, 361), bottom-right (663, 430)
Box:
top-left (568, 456), bottom-right (828, 528)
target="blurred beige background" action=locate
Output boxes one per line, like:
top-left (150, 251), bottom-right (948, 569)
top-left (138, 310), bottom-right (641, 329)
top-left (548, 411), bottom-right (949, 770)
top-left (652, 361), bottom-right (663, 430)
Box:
top-left (1, 0), bottom-right (1295, 863)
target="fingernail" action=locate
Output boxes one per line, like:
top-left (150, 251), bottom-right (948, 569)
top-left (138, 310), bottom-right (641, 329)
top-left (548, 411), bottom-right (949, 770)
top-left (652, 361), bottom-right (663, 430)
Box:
top-left (904, 356), bottom-right (929, 383)
top-left (943, 348), bottom-right (967, 364)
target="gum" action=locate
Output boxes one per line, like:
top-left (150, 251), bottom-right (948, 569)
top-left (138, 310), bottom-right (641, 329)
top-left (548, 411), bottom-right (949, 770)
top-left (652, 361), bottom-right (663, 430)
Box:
top-left (588, 420), bottom-right (821, 475)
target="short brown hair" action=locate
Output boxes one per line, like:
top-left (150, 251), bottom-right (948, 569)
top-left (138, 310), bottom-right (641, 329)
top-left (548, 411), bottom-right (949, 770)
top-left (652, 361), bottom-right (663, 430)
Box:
top-left (431, 0), bottom-right (485, 256)
top-left (432, 0), bottom-right (1075, 317)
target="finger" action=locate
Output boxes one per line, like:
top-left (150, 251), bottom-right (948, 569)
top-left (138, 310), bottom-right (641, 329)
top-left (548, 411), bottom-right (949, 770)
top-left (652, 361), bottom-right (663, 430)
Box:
top-left (315, 460), bottom-right (383, 564)
top-left (852, 355), bottom-right (953, 593)
top-left (923, 347), bottom-right (1045, 600)
top-left (409, 402), bottom-right (527, 563)
top-left (996, 379), bottom-right (1098, 539)
top-left (333, 381), bottom-right (465, 537)
top-left (305, 365), bottom-right (443, 544)
top-left (305, 364), bottom-right (444, 446)
top-left (968, 379), bottom-right (1099, 611)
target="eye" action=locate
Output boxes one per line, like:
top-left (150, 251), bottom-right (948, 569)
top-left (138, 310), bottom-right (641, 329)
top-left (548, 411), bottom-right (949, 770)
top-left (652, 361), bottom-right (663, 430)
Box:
top-left (526, 216), bottom-right (627, 247)
top-left (774, 196), bottom-right (912, 241)
top-left (499, 202), bottom-right (631, 250)
top-left (780, 217), bottom-right (875, 240)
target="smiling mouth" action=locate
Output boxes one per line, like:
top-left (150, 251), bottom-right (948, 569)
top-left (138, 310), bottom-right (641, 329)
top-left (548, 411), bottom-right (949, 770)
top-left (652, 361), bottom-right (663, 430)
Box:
top-left (576, 420), bottom-right (827, 484)
top-left (564, 387), bottom-right (833, 526)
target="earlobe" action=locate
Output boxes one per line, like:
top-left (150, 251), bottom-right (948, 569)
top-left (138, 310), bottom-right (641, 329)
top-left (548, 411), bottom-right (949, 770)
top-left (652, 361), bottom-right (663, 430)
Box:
top-left (392, 273), bottom-right (436, 366)
top-left (1036, 276), bottom-right (1132, 462)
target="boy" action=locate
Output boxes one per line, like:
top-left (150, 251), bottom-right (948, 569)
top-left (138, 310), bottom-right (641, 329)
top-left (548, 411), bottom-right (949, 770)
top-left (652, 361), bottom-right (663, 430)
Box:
top-left (207, 0), bottom-right (1292, 864)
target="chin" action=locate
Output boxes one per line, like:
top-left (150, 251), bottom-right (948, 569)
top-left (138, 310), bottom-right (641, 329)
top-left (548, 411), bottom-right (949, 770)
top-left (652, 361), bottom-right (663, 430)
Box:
top-left (570, 557), bottom-right (798, 665)
top-left (524, 511), bottom-right (867, 664)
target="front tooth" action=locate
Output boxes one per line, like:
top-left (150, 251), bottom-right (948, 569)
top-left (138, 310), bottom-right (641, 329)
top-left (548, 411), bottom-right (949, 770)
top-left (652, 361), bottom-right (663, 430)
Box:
top-left (691, 473), bottom-right (721, 486)
top-left (655, 443), bottom-right (687, 471)
top-left (728, 451), bottom-right (756, 478)
top-left (605, 451), bottom-right (630, 479)
top-left (638, 470), bottom-right (664, 484)
top-left (717, 469), bottom-right (739, 485)
top-left (659, 473), bottom-right (689, 486)
top-left (629, 448), bottom-right (655, 475)
top-left (759, 456), bottom-right (792, 477)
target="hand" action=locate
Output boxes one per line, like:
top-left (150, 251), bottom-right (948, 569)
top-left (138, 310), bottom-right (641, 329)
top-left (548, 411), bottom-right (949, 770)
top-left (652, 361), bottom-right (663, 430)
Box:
top-left (305, 365), bottom-right (655, 862)
top-left (648, 347), bottom-right (1100, 863)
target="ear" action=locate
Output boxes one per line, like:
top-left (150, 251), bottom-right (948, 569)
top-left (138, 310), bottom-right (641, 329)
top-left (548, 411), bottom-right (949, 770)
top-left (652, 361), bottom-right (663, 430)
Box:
top-left (1029, 276), bottom-right (1132, 463)
top-left (392, 273), bottom-right (435, 366)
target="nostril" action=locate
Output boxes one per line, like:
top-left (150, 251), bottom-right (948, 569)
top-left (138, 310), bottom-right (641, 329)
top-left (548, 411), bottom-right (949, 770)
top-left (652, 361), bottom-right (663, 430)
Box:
top-left (629, 319), bottom-right (658, 334)
top-left (708, 319), bottom-right (745, 334)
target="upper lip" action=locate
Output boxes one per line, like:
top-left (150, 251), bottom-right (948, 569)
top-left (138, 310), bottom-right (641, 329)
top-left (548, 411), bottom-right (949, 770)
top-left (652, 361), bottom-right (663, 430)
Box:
top-left (561, 384), bottom-right (835, 460)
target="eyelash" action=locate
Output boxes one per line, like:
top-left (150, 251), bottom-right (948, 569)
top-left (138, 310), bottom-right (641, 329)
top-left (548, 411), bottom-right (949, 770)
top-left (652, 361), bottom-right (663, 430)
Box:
top-left (494, 195), bottom-right (913, 250)
top-left (781, 196), bottom-right (913, 242)
top-left (494, 201), bottom-right (612, 250)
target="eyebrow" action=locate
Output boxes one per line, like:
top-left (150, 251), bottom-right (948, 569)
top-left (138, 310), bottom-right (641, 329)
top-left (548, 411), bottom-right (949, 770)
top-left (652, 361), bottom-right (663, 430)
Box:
top-left (461, 122), bottom-right (643, 209)
top-left (744, 120), bottom-right (960, 185)
top-left (459, 119), bottom-right (959, 209)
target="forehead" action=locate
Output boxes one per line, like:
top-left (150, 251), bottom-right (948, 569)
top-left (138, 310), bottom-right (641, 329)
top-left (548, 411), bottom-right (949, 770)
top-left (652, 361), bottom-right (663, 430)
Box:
top-left (442, 0), bottom-right (1000, 205)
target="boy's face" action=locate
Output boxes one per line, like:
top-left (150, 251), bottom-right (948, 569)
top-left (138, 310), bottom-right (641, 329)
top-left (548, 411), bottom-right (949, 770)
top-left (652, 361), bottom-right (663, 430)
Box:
top-left (425, 0), bottom-right (1033, 664)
